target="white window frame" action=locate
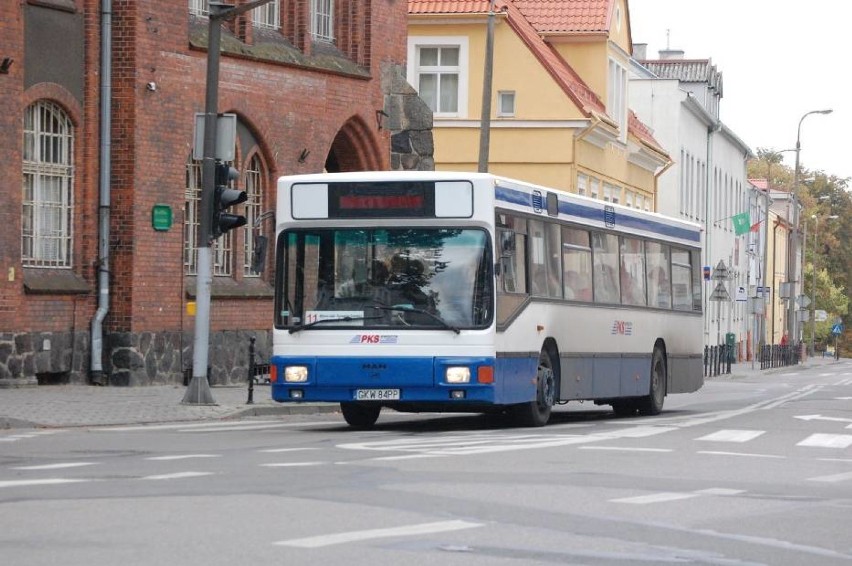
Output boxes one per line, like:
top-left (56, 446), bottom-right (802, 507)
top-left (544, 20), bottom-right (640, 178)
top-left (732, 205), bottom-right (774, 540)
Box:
top-left (189, 0), bottom-right (208, 17)
top-left (576, 173), bottom-right (588, 196)
top-left (22, 100), bottom-right (74, 268)
top-left (589, 177), bottom-right (600, 200)
top-left (185, 156), bottom-right (234, 277)
top-left (607, 58), bottom-right (628, 142)
top-left (243, 153), bottom-right (264, 277)
top-left (252, 0), bottom-right (280, 30)
top-left (497, 90), bottom-right (515, 117)
top-left (407, 36), bottom-right (469, 118)
top-left (311, 0), bottom-right (334, 43)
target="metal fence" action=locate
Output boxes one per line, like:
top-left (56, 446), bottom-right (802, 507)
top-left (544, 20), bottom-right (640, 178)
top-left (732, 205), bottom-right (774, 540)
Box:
top-left (704, 344), bottom-right (733, 377)
top-left (758, 343), bottom-right (801, 369)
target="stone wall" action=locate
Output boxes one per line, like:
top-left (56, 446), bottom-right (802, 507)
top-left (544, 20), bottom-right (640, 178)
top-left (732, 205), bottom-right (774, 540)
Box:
top-left (382, 62), bottom-right (435, 172)
top-left (0, 329), bottom-right (270, 388)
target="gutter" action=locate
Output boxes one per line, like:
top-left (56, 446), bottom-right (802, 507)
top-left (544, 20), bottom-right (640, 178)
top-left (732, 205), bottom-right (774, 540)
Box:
top-left (90, 0), bottom-right (112, 385)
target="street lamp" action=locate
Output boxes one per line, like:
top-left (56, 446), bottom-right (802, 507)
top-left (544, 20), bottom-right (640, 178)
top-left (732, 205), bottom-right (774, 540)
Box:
top-left (809, 212), bottom-right (839, 356)
top-left (787, 109), bottom-right (832, 348)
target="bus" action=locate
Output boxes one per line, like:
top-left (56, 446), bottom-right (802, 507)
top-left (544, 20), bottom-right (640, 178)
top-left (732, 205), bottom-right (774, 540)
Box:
top-left (269, 171), bottom-right (704, 428)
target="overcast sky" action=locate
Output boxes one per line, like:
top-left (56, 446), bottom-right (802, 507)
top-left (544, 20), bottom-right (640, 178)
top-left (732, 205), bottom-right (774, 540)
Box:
top-left (629, 0), bottom-right (848, 183)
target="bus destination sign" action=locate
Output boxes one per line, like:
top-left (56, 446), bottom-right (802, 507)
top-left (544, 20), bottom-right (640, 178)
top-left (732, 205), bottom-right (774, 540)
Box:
top-left (329, 182), bottom-right (435, 218)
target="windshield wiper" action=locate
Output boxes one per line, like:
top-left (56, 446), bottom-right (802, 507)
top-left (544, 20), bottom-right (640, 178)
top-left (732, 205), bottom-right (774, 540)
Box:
top-left (370, 304), bottom-right (461, 334)
top-left (288, 315), bottom-right (383, 334)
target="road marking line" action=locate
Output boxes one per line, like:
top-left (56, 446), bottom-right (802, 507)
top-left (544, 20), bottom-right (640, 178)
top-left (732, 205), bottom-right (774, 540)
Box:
top-left (611, 492), bottom-right (699, 504)
top-left (612, 487), bottom-right (744, 505)
top-left (260, 462), bottom-right (324, 467)
top-left (696, 488), bottom-right (746, 496)
top-left (0, 478), bottom-right (91, 488)
top-left (579, 446), bottom-right (673, 453)
top-left (274, 519), bottom-right (483, 548)
top-left (12, 462), bottom-right (97, 470)
top-left (140, 471), bottom-right (214, 480)
top-left (259, 448), bottom-right (320, 453)
top-left (797, 434), bottom-right (852, 449)
top-left (146, 454), bottom-right (221, 461)
top-left (697, 451), bottom-right (785, 459)
top-left (807, 471), bottom-right (852, 483)
top-left (696, 429), bottom-right (766, 443)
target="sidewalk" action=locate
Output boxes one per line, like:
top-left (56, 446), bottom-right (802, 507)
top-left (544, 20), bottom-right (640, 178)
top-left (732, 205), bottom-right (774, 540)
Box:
top-left (0, 357), bottom-right (842, 429)
top-left (0, 383), bottom-right (338, 430)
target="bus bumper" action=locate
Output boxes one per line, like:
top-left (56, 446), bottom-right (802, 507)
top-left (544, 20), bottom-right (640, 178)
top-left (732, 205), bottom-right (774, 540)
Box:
top-left (270, 355), bottom-right (498, 405)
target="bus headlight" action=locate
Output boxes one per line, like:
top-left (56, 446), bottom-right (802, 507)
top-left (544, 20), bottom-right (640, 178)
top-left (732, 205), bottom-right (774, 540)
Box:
top-left (284, 366), bottom-right (309, 382)
top-left (445, 367), bottom-right (471, 383)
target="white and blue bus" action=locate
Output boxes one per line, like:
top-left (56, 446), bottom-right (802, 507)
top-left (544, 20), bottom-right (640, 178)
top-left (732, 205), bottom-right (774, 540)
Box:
top-left (269, 171), bottom-right (704, 427)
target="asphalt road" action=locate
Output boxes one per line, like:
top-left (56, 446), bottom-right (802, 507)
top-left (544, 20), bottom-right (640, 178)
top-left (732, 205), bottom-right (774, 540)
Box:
top-left (1, 360), bottom-right (851, 565)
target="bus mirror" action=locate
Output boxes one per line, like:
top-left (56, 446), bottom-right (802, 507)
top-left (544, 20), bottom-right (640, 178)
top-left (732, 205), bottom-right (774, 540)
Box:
top-left (494, 262), bottom-right (502, 276)
top-left (251, 234), bottom-right (268, 274)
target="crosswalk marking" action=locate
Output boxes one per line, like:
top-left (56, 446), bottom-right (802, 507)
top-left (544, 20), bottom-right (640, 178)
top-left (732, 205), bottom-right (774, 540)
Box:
top-left (11, 462), bottom-right (97, 470)
top-left (611, 487), bottom-right (744, 505)
top-left (807, 471), bottom-right (852, 483)
top-left (0, 478), bottom-right (91, 489)
top-left (140, 471), bottom-right (214, 480)
top-left (274, 520), bottom-right (482, 548)
top-left (697, 451), bottom-right (784, 459)
top-left (260, 462), bottom-right (324, 467)
top-left (697, 429), bottom-right (766, 443)
top-left (797, 434), bottom-right (852, 449)
top-left (146, 454), bottom-right (220, 461)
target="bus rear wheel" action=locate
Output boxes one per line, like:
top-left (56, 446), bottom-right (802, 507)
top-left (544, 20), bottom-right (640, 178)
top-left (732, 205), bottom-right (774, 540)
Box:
top-left (340, 402), bottom-right (381, 428)
top-left (513, 349), bottom-right (556, 427)
top-left (637, 347), bottom-right (666, 416)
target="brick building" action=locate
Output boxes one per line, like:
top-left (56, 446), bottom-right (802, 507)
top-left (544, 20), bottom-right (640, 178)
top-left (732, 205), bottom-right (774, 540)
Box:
top-left (0, 0), bottom-right (433, 387)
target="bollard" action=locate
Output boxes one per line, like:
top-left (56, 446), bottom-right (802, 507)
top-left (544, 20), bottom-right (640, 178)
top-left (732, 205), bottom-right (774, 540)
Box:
top-left (247, 336), bottom-right (256, 405)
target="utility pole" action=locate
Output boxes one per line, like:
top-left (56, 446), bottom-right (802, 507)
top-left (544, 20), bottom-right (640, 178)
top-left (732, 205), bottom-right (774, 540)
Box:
top-left (477, 0), bottom-right (496, 173)
top-left (183, 0), bottom-right (276, 405)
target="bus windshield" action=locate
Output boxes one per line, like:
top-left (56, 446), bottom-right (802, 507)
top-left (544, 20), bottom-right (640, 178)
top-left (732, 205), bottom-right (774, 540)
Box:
top-left (275, 228), bottom-right (493, 330)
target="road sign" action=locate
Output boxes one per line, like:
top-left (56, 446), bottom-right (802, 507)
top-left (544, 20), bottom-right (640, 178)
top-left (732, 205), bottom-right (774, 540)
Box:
top-left (796, 294), bottom-right (811, 309)
top-left (832, 323), bottom-right (844, 335)
top-left (815, 310), bottom-right (828, 322)
top-left (735, 286), bottom-right (747, 302)
top-left (712, 260), bottom-right (730, 281)
top-left (709, 282), bottom-right (730, 301)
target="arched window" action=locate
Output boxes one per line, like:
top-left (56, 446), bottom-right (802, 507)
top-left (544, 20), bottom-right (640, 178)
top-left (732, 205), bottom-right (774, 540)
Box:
top-left (243, 153), bottom-right (264, 277)
top-left (184, 154), bottom-right (202, 275)
top-left (184, 155), bottom-right (236, 277)
top-left (22, 100), bottom-right (75, 268)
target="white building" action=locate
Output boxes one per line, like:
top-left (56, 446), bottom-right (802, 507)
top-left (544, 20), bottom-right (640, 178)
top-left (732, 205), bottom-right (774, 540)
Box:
top-left (629, 46), bottom-right (754, 351)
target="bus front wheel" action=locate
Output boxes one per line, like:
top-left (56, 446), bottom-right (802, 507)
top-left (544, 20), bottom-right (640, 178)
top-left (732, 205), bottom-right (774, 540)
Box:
top-left (340, 402), bottom-right (381, 428)
top-left (513, 349), bottom-right (556, 427)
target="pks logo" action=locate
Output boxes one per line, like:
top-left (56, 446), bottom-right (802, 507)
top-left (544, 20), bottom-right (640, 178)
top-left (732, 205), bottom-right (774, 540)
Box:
top-left (611, 320), bottom-right (633, 335)
top-left (349, 335), bottom-right (399, 344)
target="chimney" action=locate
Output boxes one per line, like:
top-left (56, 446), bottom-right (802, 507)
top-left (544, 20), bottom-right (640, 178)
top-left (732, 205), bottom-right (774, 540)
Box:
top-left (659, 49), bottom-right (685, 60)
top-left (632, 43), bottom-right (647, 60)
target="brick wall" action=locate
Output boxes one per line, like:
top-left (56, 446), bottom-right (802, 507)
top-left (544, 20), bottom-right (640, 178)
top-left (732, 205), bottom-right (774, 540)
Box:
top-left (1, 0), bottom-right (414, 385)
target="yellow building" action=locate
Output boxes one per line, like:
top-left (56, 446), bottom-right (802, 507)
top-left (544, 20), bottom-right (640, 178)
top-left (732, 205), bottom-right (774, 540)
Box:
top-left (407, 0), bottom-right (669, 209)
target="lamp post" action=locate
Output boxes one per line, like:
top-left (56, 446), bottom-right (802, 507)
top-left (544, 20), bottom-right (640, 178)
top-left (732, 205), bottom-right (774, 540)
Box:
top-left (787, 109), bottom-right (832, 349)
top-left (809, 212), bottom-right (839, 355)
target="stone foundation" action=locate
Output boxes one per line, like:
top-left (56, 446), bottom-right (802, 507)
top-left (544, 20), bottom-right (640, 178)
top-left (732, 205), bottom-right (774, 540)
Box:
top-left (0, 329), bottom-right (271, 388)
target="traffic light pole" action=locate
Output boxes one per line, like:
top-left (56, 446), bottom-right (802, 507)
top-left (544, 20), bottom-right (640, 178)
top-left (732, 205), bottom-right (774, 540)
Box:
top-left (183, 0), bottom-right (276, 405)
top-left (183, 6), bottom-right (224, 405)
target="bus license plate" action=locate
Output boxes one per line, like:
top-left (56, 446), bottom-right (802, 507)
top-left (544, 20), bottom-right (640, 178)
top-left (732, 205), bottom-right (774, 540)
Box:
top-left (355, 389), bottom-right (400, 401)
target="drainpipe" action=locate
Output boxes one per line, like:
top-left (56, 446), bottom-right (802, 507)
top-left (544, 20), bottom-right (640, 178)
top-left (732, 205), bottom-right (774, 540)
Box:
top-left (90, 0), bottom-right (112, 385)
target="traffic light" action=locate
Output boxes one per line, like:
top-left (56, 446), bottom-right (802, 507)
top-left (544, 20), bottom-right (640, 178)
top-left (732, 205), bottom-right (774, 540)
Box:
top-left (212, 161), bottom-right (247, 239)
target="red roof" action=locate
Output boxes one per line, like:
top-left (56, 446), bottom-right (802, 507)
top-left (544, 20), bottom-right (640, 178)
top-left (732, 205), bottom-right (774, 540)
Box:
top-left (512, 0), bottom-right (612, 34)
top-left (409, 0), bottom-right (664, 154)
